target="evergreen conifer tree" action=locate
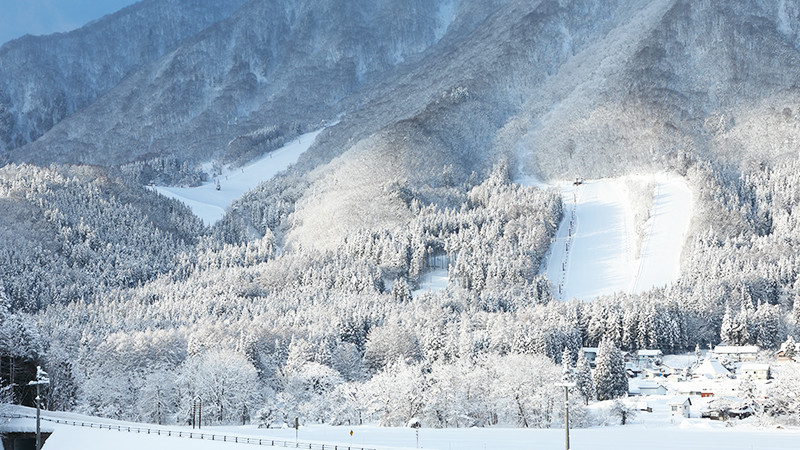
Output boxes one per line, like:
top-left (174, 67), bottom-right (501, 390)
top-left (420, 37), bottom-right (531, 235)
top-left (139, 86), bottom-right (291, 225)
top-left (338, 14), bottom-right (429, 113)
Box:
top-left (792, 295), bottom-right (800, 332)
top-left (561, 347), bottom-right (573, 379)
top-left (783, 335), bottom-right (797, 359)
top-left (720, 302), bottom-right (734, 344)
top-left (593, 338), bottom-right (628, 401)
top-left (575, 351), bottom-right (595, 405)
top-left (733, 302), bottom-right (751, 345)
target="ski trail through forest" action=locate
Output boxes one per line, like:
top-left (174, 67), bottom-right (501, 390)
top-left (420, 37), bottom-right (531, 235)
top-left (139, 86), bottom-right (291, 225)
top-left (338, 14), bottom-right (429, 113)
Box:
top-left (536, 174), bottom-right (691, 301)
top-left (153, 128), bottom-right (324, 225)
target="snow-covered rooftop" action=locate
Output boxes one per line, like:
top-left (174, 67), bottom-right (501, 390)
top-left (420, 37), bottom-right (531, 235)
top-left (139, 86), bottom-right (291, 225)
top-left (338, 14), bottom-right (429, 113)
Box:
top-left (740, 363), bottom-right (770, 371)
top-left (667, 397), bottom-right (691, 406)
top-left (713, 345), bottom-right (759, 354)
top-left (694, 356), bottom-right (730, 378)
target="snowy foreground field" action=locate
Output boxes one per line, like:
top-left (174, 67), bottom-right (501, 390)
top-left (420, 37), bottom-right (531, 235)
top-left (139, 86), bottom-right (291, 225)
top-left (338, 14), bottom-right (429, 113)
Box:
top-left (536, 174), bottom-right (692, 301)
top-left (153, 128), bottom-right (325, 225)
top-left (4, 405), bottom-right (799, 450)
top-left (215, 420), bottom-right (800, 450)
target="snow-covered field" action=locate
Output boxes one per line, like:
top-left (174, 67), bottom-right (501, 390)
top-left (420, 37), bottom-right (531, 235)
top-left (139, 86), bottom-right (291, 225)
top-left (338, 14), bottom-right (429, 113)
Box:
top-left (153, 129), bottom-right (324, 225)
top-left (537, 174), bottom-right (691, 301)
top-left (6, 405), bottom-right (799, 450)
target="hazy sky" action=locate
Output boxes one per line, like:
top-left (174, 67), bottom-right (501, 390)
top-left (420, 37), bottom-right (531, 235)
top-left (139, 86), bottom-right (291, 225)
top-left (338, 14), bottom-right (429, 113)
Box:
top-left (0, 0), bottom-right (139, 46)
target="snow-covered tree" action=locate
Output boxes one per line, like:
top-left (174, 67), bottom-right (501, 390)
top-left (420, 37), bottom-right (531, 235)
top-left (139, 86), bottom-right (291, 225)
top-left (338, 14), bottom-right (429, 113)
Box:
top-left (783, 336), bottom-right (797, 359)
top-left (138, 370), bottom-right (176, 424)
top-left (574, 352), bottom-right (595, 405)
top-left (764, 364), bottom-right (800, 424)
top-left (360, 359), bottom-right (426, 427)
top-left (392, 278), bottom-right (411, 303)
top-left (792, 295), bottom-right (800, 333)
top-left (593, 339), bottom-right (627, 401)
top-left (720, 302), bottom-right (734, 344)
top-left (178, 349), bottom-right (261, 425)
top-left (561, 347), bottom-right (574, 380)
top-left (608, 400), bottom-right (636, 425)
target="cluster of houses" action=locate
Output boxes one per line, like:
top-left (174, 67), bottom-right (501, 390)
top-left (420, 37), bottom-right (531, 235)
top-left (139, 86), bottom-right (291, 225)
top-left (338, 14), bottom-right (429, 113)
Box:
top-left (582, 343), bottom-right (793, 421)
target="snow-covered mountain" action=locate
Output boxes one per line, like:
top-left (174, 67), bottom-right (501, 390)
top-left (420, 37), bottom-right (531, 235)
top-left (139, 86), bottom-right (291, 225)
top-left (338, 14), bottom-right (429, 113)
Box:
top-left (5, 1), bottom-right (800, 193)
top-left (5, 0), bottom-right (800, 430)
top-left (3, 0), bottom-right (800, 303)
top-left (5, 0), bottom-right (464, 167)
top-left (0, 0), bottom-right (247, 154)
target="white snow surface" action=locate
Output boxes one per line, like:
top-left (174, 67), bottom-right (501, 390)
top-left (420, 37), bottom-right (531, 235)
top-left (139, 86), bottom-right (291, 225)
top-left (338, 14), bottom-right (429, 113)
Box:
top-left (532, 173), bottom-right (692, 301)
top-left (153, 129), bottom-right (324, 226)
top-left (7, 404), bottom-right (800, 450)
top-left (412, 268), bottom-right (449, 298)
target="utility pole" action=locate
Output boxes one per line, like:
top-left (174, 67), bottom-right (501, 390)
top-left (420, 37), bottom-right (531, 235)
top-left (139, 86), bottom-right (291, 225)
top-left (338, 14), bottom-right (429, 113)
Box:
top-left (28, 366), bottom-right (50, 450)
top-left (192, 396), bottom-right (202, 429)
top-left (407, 418), bottom-right (421, 448)
top-left (555, 382), bottom-right (575, 450)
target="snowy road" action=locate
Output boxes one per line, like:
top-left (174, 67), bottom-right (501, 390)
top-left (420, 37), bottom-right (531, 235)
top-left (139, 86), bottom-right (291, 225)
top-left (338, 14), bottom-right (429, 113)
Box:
top-left (153, 128), bottom-right (324, 225)
top-left (534, 174), bottom-right (692, 301)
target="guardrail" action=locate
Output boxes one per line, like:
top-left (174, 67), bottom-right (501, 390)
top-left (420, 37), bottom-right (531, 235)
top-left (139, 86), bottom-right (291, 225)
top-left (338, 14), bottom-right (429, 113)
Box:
top-left (1, 413), bottom-right (376, 450)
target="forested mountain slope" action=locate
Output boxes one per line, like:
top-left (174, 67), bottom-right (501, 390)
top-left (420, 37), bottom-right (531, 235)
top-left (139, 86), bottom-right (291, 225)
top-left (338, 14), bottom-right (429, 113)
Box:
top-left (0, 164), bottom-right (205, 311)
top-left (8, 0), bottom-right (465, 167)
top-left (3, 0), bottom-right (800, 430)
top-left (0, 0), bottom-right (247, 154)
top-left (221, 0), bottom-right (800, 249)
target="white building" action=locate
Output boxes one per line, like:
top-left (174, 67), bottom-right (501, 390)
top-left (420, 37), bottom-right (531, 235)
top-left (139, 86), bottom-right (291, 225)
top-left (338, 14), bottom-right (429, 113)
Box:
top-left (637, 349), bottom-right (663, 366)
top-left (640, 382), bottom-right (668, 396)
top-left (713, 345), bottom-right (759, 362)
top-left (694, 355), bottom-right (731, 379)
top-left (739, 363), bottom-right (770, 380)
top-left (582, 347), bottom-right (598, 367)
top-left (668, 397), bottom-right (692, 418)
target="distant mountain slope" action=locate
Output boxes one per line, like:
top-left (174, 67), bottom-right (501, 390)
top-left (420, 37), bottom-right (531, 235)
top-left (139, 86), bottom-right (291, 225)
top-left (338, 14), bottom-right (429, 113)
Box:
top-left (0, 0), bottom-right (247, 154)
top-left (11, 0), bottom-right (462, 167)
top-left (5, 0), bottom-right (800, 252)
top-left (517, 0), bottom-right (800, 179)
top-left (282, 0), bottom-right (800, 248)
top-left (284, 0), bottom-right (670, 248)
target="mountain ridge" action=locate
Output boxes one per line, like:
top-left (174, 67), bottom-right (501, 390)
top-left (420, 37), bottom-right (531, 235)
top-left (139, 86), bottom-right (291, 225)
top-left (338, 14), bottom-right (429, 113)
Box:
top-left (0, 0), bottom-right (248, 154)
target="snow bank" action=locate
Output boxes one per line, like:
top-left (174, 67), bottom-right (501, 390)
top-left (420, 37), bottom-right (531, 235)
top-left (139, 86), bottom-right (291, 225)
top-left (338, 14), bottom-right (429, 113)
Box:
top-left (153, 128), bottom-right (324, 225)
top-left (535, 173), bottom-right (692, 301)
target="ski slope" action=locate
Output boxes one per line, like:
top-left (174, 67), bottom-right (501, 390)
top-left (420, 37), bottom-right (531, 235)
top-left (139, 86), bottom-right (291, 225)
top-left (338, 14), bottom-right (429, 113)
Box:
top-left (153, 129), bottom-right (324, 225)
top-left (537, 174), bottom-right (692, 301)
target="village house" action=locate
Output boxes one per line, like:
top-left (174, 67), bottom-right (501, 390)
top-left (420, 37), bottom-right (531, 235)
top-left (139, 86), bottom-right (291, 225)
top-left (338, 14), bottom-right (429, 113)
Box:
top-left (700, 397), bottom-right (748, 421)
top-left (637, 349), bottom-right (664, 367)
top-left (775, 341), bottom-right (800, 361)
top-left (629, 381), bottom-right (668, 396)
top-left (739, 363), bottom-right (770, 380)
top-left (641, 367), bottom-right (665, 380)
top-left (582, 347), bottom-right (598, 367)
top-left (674, 380), bottom-right (738, 398)
top-left (713, 345), bottom-right (759, 362)
top-left (693, 355), bottom-right (731, 379)
top-left (668, 397), bottom-right (692, 418)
